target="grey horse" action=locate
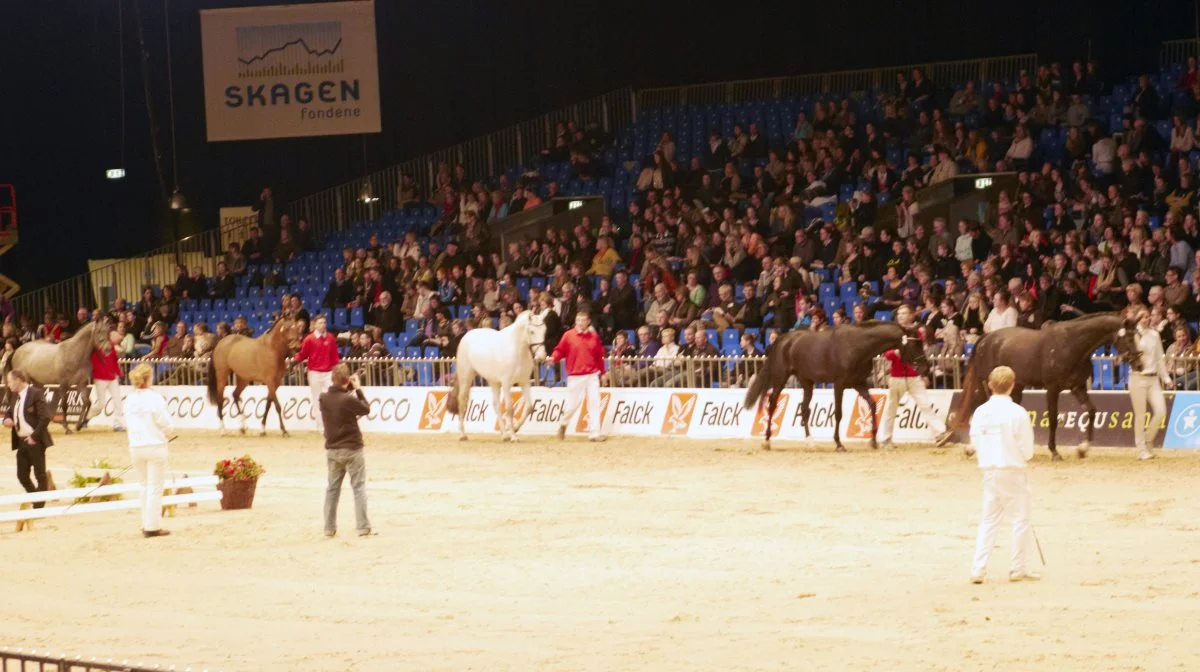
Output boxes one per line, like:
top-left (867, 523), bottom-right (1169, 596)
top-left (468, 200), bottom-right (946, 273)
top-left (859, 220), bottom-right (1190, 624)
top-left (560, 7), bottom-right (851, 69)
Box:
top-left (9, 318), bottom-right (112, 433)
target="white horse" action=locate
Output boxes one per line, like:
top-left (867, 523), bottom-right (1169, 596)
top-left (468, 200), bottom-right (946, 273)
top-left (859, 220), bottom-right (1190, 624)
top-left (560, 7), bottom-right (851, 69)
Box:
top-left (446, 310), bottom-right (541, 441)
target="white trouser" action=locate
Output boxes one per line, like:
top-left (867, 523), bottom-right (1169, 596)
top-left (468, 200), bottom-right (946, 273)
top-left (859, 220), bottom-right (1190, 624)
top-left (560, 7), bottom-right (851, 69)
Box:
top-left (308, 371), bottom-right (333, 430)
top-left (90, 378), bottom-right (124, 425)
top-left (878, 375), bottom-right (946, 443)
top-left (1129, 373), bottom-right (1166, 451)
top-left (131, 444), bottom-right (169, 532)
top-left (972, 469), bottom-right (1033, 576)
top-left (561, 372), bottom-right (602, 438)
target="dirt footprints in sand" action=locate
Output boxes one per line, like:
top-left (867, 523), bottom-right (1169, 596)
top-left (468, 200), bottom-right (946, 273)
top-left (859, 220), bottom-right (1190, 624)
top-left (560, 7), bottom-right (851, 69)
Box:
top-left (1109, 499), bottom-right (1174, 525)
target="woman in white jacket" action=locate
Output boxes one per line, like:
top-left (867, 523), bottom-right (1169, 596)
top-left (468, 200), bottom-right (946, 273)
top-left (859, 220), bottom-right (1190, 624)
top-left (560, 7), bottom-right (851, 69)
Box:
top-left (124, 363), bottom-right (174, 538)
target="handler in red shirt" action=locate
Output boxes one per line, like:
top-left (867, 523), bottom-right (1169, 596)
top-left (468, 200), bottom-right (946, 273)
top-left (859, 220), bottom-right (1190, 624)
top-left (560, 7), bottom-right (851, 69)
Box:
top-left (547, 311), bottom-right (606, 441)
top-left (879, 305), bottom-right (952, 448)
top-left (89, 329), bottom-right (125, 431)
top-left (293, 315), bottom-right (340, 431)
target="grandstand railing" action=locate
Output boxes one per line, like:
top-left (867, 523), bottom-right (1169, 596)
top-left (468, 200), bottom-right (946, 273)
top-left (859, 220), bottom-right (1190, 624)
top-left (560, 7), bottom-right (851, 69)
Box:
top-left (115, 353), bottom-right (1187, 392)
top-left (1161, 38), bottom-right (1199, 68)
top-left (288, 88), bottom-right (635, 242)
top-left (11, 218), bottom-right (262, 320)
top-left (635, 54), bottom-right (1039, 108)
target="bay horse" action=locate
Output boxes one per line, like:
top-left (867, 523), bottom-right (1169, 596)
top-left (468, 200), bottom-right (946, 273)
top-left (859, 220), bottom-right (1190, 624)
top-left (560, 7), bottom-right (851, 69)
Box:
top-left (446, 310), bottom-right (540, 441)
top-left (950, 312), bottom-right (1140, 461)
top-left (9, 318), bottom-right (112, 433)
top-left (743, 321), bottom-right (920, 451)
top-left (206, 316), bottom-right (302, 436)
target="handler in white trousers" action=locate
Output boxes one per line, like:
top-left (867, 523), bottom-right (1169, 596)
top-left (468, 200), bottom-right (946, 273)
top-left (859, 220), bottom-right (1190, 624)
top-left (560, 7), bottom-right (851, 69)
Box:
top-left (879, 305), bottom-right (953, 448)
top-left (969, 365), bottom-right (1037, 583)
top-left (547, 312), bottom-right (606, 441)
top-left (124, 363), bottom-right (173, 538)
top-left (1130, 308), bottom-right (1170, 460)
top-left (89, 329), bottom-right (125, 431)
top-left (294, 315), bottom-right (340, 432)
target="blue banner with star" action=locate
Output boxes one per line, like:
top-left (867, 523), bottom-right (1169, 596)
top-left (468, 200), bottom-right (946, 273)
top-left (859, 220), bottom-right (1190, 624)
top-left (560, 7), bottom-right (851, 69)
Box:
top-left (1163, 392), bottom-right (1200, 449)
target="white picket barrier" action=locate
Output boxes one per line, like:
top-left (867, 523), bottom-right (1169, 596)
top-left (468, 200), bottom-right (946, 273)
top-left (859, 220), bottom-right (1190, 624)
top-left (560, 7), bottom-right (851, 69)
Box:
top-left (0, 476), bottom-right (222, 525)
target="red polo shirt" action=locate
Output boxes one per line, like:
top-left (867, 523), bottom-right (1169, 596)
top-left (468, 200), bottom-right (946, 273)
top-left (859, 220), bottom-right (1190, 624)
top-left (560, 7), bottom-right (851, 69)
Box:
top-left (550, 328), bottom-right (606, 376)
top-left (90, 348), bottom-right (121, 381)
top-left (295, 332), bottom-right (340, 373)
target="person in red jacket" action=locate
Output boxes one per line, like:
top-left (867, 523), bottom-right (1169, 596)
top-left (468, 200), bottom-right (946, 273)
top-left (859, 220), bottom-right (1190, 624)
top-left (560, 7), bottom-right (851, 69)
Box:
top-left (293, 315), bottom-right (340, 431)
top-left (547, 311), bottom-right (606, 441)
top-left (879, 305), bottom-right (952, 449)
top-left (89, 329), bottom-right (125, 431)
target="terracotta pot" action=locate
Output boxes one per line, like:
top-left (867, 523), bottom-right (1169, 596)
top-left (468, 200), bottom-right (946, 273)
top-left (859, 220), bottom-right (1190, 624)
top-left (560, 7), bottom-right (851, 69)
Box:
top-left (217, 477), bottom-right (258, 510)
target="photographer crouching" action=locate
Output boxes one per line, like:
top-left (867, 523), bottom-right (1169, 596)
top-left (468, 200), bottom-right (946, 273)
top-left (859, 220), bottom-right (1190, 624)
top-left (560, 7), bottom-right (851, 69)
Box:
top-left (320, 363), bottom-right (372, 538)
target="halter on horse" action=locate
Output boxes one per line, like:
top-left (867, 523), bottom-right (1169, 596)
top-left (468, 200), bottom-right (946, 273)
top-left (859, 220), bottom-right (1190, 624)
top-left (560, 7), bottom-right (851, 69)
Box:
top-left (446, 310), bottom-right (542, 441)
top-left (743, 321), bottom-right (920, 451)
top-left (950, 312), bottom-right (1140, 460)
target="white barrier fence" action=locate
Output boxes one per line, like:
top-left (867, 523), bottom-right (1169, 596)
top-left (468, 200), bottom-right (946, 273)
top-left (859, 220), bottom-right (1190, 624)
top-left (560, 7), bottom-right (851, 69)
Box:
top-left (82, 385), bottom-right (954, 443)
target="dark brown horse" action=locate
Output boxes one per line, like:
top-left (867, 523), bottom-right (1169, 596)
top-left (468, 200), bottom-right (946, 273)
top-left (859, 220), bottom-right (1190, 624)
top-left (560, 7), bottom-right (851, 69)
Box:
top-left (950, 312), bottom-right (1139, 461)
top-left (206, 316), bottom-right (302, 436)
top-left (743, 321), bottom-right (921, 451)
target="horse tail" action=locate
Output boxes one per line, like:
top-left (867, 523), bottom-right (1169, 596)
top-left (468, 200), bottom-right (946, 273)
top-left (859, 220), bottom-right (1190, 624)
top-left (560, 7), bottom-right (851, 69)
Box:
top-left (953, 357), bottom-right (982, 431)
top-left (206, 355), bottom-right (220, 406)
top-left (744, 369), bottom-right (770, 411)
top-left (446, 357), bottom-right (463, 416)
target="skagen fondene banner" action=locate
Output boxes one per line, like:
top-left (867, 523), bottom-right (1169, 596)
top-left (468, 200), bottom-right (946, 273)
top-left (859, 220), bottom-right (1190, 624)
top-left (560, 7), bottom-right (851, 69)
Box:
top-left (200, 0), bottom-right (382, 141)
top-left (947, 390), bottom-right (1166, 448)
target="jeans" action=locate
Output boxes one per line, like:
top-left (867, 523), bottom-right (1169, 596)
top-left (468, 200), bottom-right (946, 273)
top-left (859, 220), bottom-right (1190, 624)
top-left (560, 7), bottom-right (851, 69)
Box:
top-left (325, 448), bottom-right (370, 534)
top-left (131, 444), bottom-right (168, 531)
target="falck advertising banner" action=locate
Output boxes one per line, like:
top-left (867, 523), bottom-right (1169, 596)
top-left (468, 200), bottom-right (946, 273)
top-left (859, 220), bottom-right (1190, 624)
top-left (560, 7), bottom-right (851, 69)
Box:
top-left (200, 0), bottom-right (382, 141)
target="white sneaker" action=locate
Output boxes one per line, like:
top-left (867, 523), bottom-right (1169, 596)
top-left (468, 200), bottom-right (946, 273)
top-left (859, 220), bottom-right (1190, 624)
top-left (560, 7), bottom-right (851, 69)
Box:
top-left (1138, 450), bottom-right (1155, 461)
top-left (970, 574), bottom-right (985, 584)
top-left (1009, 571), bottom-right (1041, 582)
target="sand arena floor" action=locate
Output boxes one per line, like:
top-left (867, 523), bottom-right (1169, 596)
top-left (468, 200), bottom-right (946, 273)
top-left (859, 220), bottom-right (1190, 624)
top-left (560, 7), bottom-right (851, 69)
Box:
top-left (2, 430), bottom-right (1199, 672)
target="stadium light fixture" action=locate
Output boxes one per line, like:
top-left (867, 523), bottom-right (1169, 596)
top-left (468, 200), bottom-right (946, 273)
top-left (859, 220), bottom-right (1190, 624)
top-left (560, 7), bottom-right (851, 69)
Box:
top-left (106, 168), bottom-right (126, 180)
top-left (168, 189), bottom-right (188, 210)
top-left (359, 182), bottom-right (379, 204)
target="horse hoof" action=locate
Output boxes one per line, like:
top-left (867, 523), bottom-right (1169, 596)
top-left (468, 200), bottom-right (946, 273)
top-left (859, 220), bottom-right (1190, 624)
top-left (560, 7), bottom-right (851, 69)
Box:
top-left (963, 447), bottom-right (976, 458)
top-left (871, 441), bottom-right (879, 451)
top-left (459, 435), bottom-right (469, 442)
top-left (281, 431), bottom-right (290, 438)
top-left (239, 427), bottom-right (247, 436)
top-left (1077, 442), bottom-right (1091, 458)
top-left (259, 430), bottom-right (267, 437)
top-left (501, 435), bottom-right (511, 443)
top-left (835, 445), bottom-right (847, 453)
top-left (761, 440), bottom-right (771, 450)
top-left (1051, 453), bottom-right (1064, 462)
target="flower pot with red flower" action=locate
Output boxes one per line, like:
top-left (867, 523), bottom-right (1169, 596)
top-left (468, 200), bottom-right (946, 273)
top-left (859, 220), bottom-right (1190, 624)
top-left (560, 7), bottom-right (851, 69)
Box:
top-left (214, 455), bottom-right (264, 510)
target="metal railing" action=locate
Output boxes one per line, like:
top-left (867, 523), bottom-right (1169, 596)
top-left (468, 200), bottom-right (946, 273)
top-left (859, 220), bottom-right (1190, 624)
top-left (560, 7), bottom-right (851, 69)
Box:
top-left (11, 217), bottom-right (265, 321)
top-left (110, 352), bottom-right (1200, 392)
top-left (635, 54), bottom-right (1038, 108)
top-left (0, 647), bottom-right (200, 672)
top-left (287, 88), bottom-right (635, 241)
top-left (1161, 38), bottom-right (1199, 69)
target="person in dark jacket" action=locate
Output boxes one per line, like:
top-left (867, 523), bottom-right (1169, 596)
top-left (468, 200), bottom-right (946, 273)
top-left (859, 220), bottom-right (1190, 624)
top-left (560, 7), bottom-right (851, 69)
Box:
top-left (319, 364), bottom-right (371, 537)
top-left (4, 369), bottom-right (54, 508)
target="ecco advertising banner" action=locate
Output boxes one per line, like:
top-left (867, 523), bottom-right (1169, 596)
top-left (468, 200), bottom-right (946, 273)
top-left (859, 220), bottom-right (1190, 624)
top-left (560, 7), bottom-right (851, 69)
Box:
top-left (201, 1), bottom-right (382, 141)
top-left (81, 385), bottom-right (953, 442)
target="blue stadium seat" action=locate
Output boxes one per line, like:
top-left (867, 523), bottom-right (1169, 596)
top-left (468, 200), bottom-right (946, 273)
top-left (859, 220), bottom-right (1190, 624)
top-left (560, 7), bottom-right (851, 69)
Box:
top-left (349, 307), bottom-right (364, 328)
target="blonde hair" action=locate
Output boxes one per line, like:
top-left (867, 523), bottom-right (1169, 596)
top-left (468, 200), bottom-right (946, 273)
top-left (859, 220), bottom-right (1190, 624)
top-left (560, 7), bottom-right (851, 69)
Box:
top-left (330, 363), bottom-right (352, 387)
top-left (987, 365), bottom-right (1016, 395)
top-left (129, 363), bottom-right (154, 388)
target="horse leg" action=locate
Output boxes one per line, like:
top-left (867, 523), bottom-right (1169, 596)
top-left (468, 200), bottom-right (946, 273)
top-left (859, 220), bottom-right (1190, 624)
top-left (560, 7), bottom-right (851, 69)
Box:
top-left (1071, 385), bottom-right (1095, 458)
top-left (513, 370), bottom-right (534, 437)
top-left (1047, 387), bottom-right (1062, 461)
top-left (761, 385), bottom-right (782, 450)
top-left (800, 381), bottom-right (814, 446)
top-left (456, 365), bottom-right (472, 441)
top-left (271, 384), bottom-right (289, 438)
top-left (76, 383), bottom-right (92, 431)
top-left (233, 379), bottom-right (249, 435)
top-left (215, 376), bottom-right (228, 436)
top-left (853, 383), bottom-right (879, 451)
top-left (833, 384), bottom-right (846, 453)
top-left (59, 387), bottom-right (73, 435)
top-left (490, 383), bottom-right (507, 441)
top-left (500, 380), bottom-right (515, 442)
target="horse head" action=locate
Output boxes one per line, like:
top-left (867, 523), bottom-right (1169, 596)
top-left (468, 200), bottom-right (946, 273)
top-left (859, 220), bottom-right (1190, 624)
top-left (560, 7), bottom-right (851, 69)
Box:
top-left (272, 316), bottom-right (304, 352)
top-left (1114, 317), bottom-right (1143, 371)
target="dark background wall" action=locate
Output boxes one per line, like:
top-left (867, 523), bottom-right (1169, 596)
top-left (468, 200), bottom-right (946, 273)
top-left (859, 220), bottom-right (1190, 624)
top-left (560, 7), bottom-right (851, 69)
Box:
top-left (0, 0), bottom-right (1195, 291)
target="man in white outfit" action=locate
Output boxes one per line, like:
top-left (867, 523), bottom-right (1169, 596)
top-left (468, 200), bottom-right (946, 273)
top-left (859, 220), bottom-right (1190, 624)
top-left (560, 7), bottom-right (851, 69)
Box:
top-left (969, 365), bottom-right (1038, 583)
top-left (1129, 308), bottom-right (1170, 460)
top-left (879, 305), bottom-right (953, 448)
top-left (124, 363), bottom-right (174, 538)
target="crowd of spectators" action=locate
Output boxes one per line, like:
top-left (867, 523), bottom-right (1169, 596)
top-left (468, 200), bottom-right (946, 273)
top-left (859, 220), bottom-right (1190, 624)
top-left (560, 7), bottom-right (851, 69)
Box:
top-left (15, 57), bottom-right (1200, 389)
